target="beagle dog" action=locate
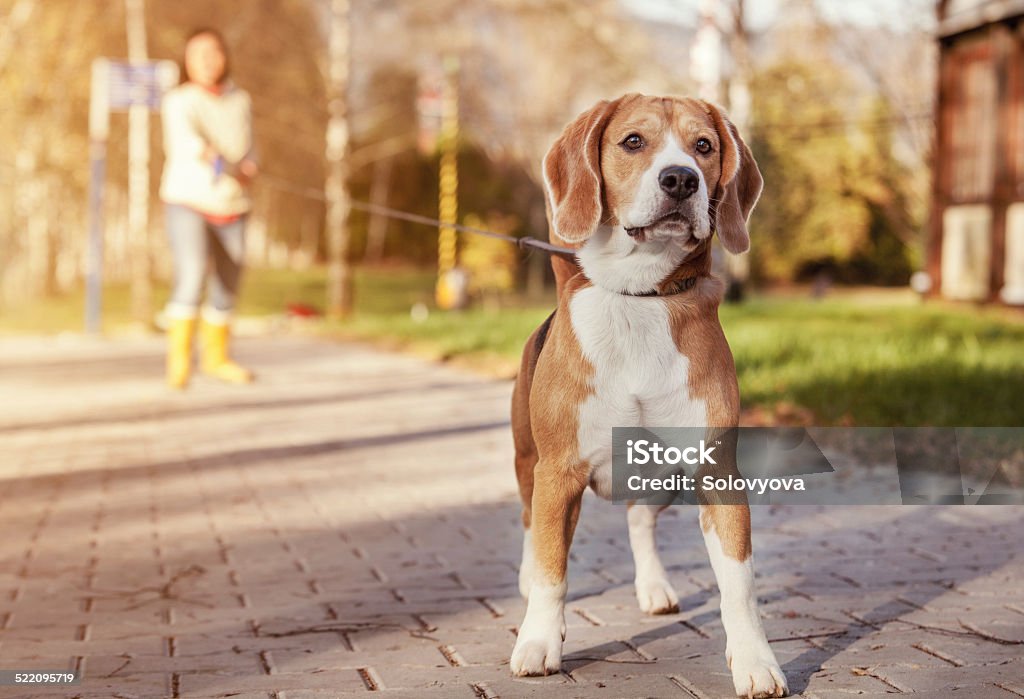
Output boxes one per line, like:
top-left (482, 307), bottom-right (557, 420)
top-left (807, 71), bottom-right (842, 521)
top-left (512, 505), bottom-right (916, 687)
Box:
top-left (510, 94), bottom-right (788, 697)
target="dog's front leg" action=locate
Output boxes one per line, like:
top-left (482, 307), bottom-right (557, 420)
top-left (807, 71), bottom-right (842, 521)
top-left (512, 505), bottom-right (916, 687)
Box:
top-left (700, 503), bottom-right (788, 698)
top-left (510, 461), bottom-right (584, 677)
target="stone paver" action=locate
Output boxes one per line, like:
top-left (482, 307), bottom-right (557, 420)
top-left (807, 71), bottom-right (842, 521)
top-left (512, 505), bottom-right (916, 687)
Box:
top-left (0, 333), bottom-right (1022, 698)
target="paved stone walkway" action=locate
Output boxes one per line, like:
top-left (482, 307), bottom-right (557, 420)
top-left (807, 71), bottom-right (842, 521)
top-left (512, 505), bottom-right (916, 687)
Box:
top-left (0, 333), bottom-right (1022, 699)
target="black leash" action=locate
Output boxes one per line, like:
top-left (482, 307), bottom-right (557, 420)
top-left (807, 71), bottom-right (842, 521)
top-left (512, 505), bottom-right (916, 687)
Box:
top-left (260, 174), bottom-right (700, 295)
top-left (257, 174), bottom-right (577, 262)
top-left (347, 200), bottom-right (578, 263)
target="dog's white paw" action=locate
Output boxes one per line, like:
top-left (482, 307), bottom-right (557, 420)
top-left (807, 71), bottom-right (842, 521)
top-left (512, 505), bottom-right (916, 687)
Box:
top-left (510, 622), bottom-right (563, 676)
top-left (728, 646), bottom-right (788, 698)
top-left (512, 580), bottom-right (566, 676)
top-left (635, 576), bottom-right (679, 615)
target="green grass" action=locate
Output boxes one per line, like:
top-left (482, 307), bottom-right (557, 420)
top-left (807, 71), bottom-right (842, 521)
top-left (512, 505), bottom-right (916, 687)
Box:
top-left (0, 266), bottom-right (437, 334)
top-left (334, 290), bottom-right (1024, 427)
top-left (719, 299), bottom-right (1024, 426)
top-left (241, 266), bottom-right (439, 316)
top-left (3, 267), bottom-right (1023, 426)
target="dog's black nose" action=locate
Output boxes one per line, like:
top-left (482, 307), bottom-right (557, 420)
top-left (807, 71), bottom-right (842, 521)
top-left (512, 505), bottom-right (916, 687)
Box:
top-left (658, 166), bottom-right (700, 199)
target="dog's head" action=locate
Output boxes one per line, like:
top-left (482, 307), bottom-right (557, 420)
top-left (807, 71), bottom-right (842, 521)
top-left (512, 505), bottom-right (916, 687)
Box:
top-left (543, 94), bottom-right (762, 293)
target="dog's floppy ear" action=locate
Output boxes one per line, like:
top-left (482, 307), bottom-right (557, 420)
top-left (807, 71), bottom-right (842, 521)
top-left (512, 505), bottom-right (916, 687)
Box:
top-left (542, 96), bottom-right (625, 244)
top-left (703, 102), bottom-right (763, 254)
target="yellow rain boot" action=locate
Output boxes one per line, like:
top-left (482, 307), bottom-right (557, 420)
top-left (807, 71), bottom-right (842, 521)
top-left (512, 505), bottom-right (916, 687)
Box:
top-left (200, 320), bottom-right (254, 384)
top-left (166, 317), bottom-right (196, 389)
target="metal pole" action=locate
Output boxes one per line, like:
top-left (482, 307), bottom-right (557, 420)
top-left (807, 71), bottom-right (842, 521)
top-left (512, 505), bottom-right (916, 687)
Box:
top-left (326, 0), bottom-right (353, 318)
top-left (86, 145), bottom-right (108, 334)
top-left (86, 58), bottom-right (110, 334)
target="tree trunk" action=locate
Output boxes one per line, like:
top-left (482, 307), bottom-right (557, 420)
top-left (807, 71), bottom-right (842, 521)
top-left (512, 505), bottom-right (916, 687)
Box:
top-left (125, 0), bottom-right (152, 323)
top-left (725, 0), bottom-right (751, 287)
top-left (363, 155), bottom-right (393, 263)
top-left (325, 0), bottom-right (353, 318)
top-left (0, 0), bottom-right (37, 78)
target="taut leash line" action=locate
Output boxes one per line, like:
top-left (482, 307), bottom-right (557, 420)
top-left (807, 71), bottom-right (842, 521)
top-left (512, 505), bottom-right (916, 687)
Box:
top-left (259, 174), bottom-right (578, 262)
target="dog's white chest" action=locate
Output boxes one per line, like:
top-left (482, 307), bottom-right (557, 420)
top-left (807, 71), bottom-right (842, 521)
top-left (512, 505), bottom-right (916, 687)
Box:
top-left (569, 286), bottom-right (707, 498)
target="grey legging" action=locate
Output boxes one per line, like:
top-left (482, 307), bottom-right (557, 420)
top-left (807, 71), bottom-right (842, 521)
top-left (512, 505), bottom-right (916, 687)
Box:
top-left (164, 203), bottom-right (246, 321)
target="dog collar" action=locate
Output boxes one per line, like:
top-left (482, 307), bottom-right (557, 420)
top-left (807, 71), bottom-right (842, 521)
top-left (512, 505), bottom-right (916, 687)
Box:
top-left (622, 276), bottom-right (699, 297)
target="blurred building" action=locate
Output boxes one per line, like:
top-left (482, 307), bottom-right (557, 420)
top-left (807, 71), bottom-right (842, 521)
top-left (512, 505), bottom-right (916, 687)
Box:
top-left (930, 0), bottom-right (1024, 303)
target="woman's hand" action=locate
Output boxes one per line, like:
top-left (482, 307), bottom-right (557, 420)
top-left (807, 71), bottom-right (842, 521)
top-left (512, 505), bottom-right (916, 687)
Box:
top-left (237, 159), bottom-right (259, 187)
top-left (201, 143), bottom-right (219, 163)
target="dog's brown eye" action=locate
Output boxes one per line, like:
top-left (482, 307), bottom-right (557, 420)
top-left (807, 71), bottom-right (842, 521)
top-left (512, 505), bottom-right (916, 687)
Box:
top-left (622, 134), bottom-right (644, 151)
top-left (695, 138), bottom-right (713, 154)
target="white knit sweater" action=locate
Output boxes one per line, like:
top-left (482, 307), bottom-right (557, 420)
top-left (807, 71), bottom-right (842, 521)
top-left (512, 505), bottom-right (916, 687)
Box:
top-left (159, 82), bottom-right (255, 216)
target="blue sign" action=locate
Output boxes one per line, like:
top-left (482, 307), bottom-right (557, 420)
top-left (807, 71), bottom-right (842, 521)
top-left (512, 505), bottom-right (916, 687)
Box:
top-left (107, 60), bottom-right (178, 110)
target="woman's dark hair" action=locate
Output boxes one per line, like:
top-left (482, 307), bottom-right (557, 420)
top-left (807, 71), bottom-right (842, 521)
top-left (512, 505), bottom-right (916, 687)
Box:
top-left (181, 27), bottom-right (230, 84)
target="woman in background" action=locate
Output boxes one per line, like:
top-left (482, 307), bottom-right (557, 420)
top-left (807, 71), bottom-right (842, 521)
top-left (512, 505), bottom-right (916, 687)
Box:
top-left (160, 28), bottom-right (257, 389)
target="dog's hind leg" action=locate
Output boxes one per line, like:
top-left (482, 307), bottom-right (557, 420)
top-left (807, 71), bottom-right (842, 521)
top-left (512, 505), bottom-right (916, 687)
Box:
top-left (627, 503), bottom-right (680, 615)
